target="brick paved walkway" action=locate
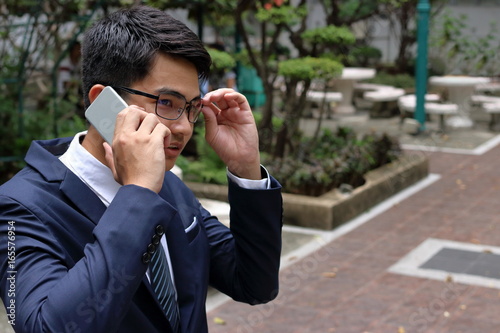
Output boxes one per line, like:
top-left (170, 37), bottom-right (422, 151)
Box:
top-left (207, 144), bottom-right (500, 333)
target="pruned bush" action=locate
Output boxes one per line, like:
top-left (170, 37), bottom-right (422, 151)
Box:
top-left (262, 127), bottom-right (401, 196)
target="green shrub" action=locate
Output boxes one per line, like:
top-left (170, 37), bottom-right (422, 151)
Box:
top-left (350, 46), bottom-right (382, 67)
top-left (206, 48), bottom-right (236, 71)
top-left (0, 91), bottom-right (87, 184)
top-left (262, 127), bottom-right (401, 196)
top-left (278, 56), bottom-right (343, 81)
top-left (301, 25), bottom-right (356, 47)
top-left (253, 111), bottom-right (284, 132)
top-left (177, 125), bottom-right (227, 185)
top-left (367, 72), bottom-right (415, 90)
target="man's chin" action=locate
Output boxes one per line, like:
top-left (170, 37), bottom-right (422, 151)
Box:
top-left (165, 160), bottom-right (176, 171)
top-left (165, 159), bottom-right (181, 176)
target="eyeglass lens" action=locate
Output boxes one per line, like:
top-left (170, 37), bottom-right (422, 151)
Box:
top-left (157, 93), bottom-right (203, 122)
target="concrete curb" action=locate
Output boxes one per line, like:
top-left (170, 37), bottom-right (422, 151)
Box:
top-left (186, 153), bottom-right (429, 230)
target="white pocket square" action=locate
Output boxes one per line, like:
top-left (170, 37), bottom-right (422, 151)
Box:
top-left (184, 216), bottom-right (198, 233)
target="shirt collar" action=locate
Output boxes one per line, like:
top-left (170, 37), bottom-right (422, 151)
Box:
top-left (59, 131), bottom-right (121, 207)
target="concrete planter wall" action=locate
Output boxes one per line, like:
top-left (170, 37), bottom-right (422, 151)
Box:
top-left (186, 153), bottom-right (429, 230)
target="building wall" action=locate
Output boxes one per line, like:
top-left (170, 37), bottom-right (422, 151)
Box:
top-left (370, 2), bottom-right (500, 66)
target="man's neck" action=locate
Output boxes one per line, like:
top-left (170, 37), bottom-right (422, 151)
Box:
top-left (81, 127), bottom-right (108, 166)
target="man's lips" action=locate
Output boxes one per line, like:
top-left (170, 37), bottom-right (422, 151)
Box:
top-left (165, 142), bottom-right (183, 156)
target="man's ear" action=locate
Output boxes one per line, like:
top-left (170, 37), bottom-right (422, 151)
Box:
top-left (88, 84), bottom-right (106, 104)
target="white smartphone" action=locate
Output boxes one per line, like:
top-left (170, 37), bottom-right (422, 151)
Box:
top-left (85, 86), bottom-right (128, 144)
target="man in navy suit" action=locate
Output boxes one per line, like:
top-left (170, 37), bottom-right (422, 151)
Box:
top-left (0, 6), bottom-right (282, 333)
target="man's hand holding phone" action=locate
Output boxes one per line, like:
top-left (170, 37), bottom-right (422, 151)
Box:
top-left (85, 87), bottom-right (170, 193)
top-left (104, 106), bottom-right (171, 194)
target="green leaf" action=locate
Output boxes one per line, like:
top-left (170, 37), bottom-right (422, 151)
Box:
top-left (255, 4), bottom-right (307, 25)
top-left (207, 48), bottom-right (236, 71)
top-left (278, 57), bottom-right (343, 81)
top-left (301, 26), bottom-right (356, 46)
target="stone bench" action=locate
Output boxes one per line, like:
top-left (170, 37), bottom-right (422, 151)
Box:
top-left (354, 83), bottom-right (395, 93)
top-left (426, 103), bottom-right (459, 132)
top-left (475, 81), bottom-right (500, 94)
top-left (399, 93), bottom-right (440, 103)
top-left (398, 94), bottom-right (457, 131)
top-left (398, 94), bottom-right (441, 113)
top-left (397, 93), bottom-right (441, 112)
top-left (305, 90), bottom-right (343, 118)
top-left (364, 88), bottom-right (406, 102)
top-left (470, 94), bottom-right (500, 106)
top-left (306, 90), bottom-right (343, 103)
top-left (469, 95), bottom-right (500, 131)
top-left (363, 88), bottom-right (406, 118)
top-left (482, 102), bottom-right (500, 131)
top-left (352, 83), bottom-right (401, 111)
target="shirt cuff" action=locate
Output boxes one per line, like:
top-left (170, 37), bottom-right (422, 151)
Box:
top-left (227, 165), bottom-right (271, 190)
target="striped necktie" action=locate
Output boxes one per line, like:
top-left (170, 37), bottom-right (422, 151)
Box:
top-left (150, 243), bottom-right (180, 332)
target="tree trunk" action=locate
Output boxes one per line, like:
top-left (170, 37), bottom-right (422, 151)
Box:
top-left (258, 85), bottom-right (275, 153)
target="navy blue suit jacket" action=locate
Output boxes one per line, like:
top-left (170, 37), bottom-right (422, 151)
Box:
top-left (0, 137), bottom-right (283, 332)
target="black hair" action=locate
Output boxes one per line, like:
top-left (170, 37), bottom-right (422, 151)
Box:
top-left (81, 5), bottom-right (211, 107)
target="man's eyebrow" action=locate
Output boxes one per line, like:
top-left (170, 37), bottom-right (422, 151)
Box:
top-left (156, 88), bottom-right (201, 101)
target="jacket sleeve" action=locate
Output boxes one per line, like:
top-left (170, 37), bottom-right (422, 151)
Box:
top-left (0, 185), bottom-right (175, 333)
top-left (206, 175), bottom-right (283, 304)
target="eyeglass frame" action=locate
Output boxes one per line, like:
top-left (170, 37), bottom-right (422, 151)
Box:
top-left (112, 86), bottom-right (203, 123)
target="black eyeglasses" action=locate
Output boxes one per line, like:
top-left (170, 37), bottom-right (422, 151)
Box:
top-left (112, 86), bottom-right (203, 123)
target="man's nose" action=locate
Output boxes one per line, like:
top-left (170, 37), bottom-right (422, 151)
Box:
top-left (168, 111), bottom-right (192, 134)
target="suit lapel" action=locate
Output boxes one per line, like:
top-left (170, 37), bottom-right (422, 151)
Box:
top-left (25, 137), bottom-right (107, 224)
top-left (59, 170), bottom-right (107, 223)
top-left (164, 217), bottom-right (196, 327)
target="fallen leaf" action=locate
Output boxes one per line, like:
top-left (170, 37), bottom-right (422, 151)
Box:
top-left (398, 326), bottom-right (406, 333)
top-left (444, 311), bottom-right (450, 317)
top-left (446, 275), bottom-right (454, 283)
top-left (322, 272), bottom-right (337, 278)
top-left (213, 317), bottom-right (226, 325)
top-left (459, 304), bottom-right (467, 310)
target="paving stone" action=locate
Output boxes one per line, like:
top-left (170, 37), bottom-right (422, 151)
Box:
top-left (207, 113), bottom-right (500, 332)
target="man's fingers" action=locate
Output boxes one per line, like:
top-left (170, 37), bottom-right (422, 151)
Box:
top-left (102, 141), bottom-right (118, 180)
top-left (206, 91), bottom-right (250, 114)
top-left (201, 102), bottom-right (221, 120)
top-left (151, 121), bottom-right (171, 143)
top-left (203, 89), bottom-right (239, 109)
top-left (201, 105), bottom-right (217, 134)
top-left (136, 113), bottom-right (161, 136)
top-left (115, 105), bottom-right (148, 133)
